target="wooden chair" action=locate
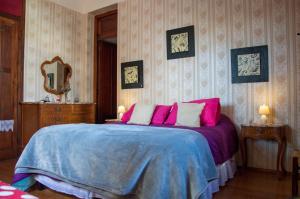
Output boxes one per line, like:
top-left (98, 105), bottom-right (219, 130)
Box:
top-left (292, 150), bottom-right (300, 197)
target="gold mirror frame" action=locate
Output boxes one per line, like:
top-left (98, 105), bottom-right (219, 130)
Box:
top-left (41, 56), bottom-right (72, 96)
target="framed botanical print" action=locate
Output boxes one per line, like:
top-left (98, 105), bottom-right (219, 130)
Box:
top-left (166, 25), bottom-right (195, 60)
top-left (231, 45), bottom-right (269, 83)
top-left (121, 60), bottom-right (143, 89)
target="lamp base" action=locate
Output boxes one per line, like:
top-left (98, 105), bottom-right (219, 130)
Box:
top-left (259, 115), bottom-right (268, 125)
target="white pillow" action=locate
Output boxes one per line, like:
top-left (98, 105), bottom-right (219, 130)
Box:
top-left (176, 103), bottom-right (205, 127)
top-left (127, 103), bottom-right (156, 125)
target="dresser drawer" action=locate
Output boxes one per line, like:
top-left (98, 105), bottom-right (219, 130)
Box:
top-left (243, 126), bottom-right (280, 140)
top-left (71, 105), bottom-right (95, 114)
top-left (69, 114), bottom-right (95, 123)
top-left (39, 105), bottom-right (64, 113)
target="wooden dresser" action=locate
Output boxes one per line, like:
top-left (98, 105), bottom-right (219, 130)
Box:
top-left (19, 103), bottom-right (96, 152)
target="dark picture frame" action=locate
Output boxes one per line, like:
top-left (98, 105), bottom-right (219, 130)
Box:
top-left (231, 45), bottom-right (269, 84)
top-left (121, 60), bottom-right (143, 89)
top-left (166, 25), bottom-right (195, 60)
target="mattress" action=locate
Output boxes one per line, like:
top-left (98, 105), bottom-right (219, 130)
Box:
top-left (34, 158), bottom-right (237, 199)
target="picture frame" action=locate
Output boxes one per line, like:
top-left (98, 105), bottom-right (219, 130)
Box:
top-left (166, 25), bottom-right (195, 60)
top-left (231, 45), bottom-right (269, 84)
top-left (121, 60), bottom-right (143, 89)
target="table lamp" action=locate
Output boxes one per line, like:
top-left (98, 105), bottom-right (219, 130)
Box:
top-left (118, 105), bottom-right (126, 119)
top-left (258, 104), bottom-right (270, 124)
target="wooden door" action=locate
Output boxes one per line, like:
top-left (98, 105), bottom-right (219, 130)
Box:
top-left (0, 16), bottom-right (19, 159)
top-left (97, 41), bottom-right (117, 123)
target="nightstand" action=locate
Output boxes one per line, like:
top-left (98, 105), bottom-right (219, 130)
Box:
top-left (240, 123), bottom-right (287, 178)
top-left (105, 119), bottom-right (121, 123)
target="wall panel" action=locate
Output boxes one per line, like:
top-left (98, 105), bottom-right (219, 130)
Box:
top-left (118, 0), bottom-right (299, 170)
top-left (24, 0), bottom-right (94, 102)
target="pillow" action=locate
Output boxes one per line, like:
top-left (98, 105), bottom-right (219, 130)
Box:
top-left (176, 103), bottom-right (205, 127)
top-left (189, 98), bottom-right (221, 126)
top-left (127, 103), bottom-right (156, 125)
top-left (121, 104), bottom-right (135, 123)
top-left (164, 98), bottom-right (221, 126)
top-left (151, 105), bottom-right (172, 125)
top-left (164, 102), bottom-right (178, 125)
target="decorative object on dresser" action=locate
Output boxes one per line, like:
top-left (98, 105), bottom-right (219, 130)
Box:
top-left (19, 103), bottom-right (96, 153)
top-left (121, 60), bottom-right (144, 89)
top-left (40, 56), bottom-right (72, 101)
top-left (240, 123), bottom-right (287, 179)
top-left (166, 25), bottom-right (195, 60)
top-left (231, 45), bottom-right (269, 83)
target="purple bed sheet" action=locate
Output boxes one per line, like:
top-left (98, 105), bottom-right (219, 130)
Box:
top-left (166, 114), bottom-right (239, 164)
top-left (118, 114), bottom-right (239, 165)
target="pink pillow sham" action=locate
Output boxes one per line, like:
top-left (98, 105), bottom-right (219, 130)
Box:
top-left (121, 104), bottom-right (135, 123)
top-left (164, 98), bottom-right (221, 126)
top-left (121, 104), bottom-right (172, 124)
top-left (151, 105), bottom-right (172, 125)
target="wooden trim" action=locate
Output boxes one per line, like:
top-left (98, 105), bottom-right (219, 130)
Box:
top-left (95, 10), bottom-right (117, 20)
top-left (17, 0), bottom-right (25, 156)
top-left (93, 15), bottom-right (97, 103)
top-left (0, 12), bottom-right (21, 21)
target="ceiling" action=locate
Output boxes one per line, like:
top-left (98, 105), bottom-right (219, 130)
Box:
top-left (48, 0), bottom-right (122, 13)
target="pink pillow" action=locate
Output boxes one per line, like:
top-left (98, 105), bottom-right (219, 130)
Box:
top-left (151, 105), bottom-right (172, 125)
top-left (189, 98), bottom-right (221, 126)
top-left (164, 103), bottom-right (178, 125)
top-left (164, 98), bottom-right (221, 126)
top-left (121, 104), bottom-right (135, 123)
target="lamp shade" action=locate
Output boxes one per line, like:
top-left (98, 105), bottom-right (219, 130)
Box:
top-left (118, 105), bottom-right (126, 114)
top-left (258, 104), bottom-right (270, 115)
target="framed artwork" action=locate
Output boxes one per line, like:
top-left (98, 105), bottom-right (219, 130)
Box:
top-left (166, 25), bottom-right (195, 60)
top-left (121, 60), bottom-right (143, 89)
top-left (231, 45), bottom-right (269, 83)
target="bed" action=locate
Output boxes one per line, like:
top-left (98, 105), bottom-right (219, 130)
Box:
top-left (13, 114), bottom-right (238, 199)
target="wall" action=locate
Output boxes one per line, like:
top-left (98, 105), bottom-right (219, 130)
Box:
top-left (118, 0), bottom-right (300, 170)
top-left (0, 0), bottom-right (23, 16)
top-left (23, 0), bottom-right (94, 102)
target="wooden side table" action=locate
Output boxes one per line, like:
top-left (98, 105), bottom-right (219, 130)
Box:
top-left (240, 123), bottom-right (287, 179)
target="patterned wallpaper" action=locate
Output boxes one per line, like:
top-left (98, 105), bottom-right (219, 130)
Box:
top-left (118, 0), bottom-right (300, 170)
top-left (23, 0), bottom-right (94, 102)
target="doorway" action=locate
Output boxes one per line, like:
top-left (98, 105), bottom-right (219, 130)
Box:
top-left (94, 10), bottom-right (117, 124)
top-left (0, 15), bottom-right (20, 159)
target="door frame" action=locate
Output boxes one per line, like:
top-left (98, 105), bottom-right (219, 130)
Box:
top-left (93, 9), bottom-right (118, 123)
top-left (0, 0), bottom-right (25, 157)
top-left (93, 9), bottom-right (118, 103)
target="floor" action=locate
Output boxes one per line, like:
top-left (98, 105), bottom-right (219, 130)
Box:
top-left (0, 159), bottom-right (292, 199)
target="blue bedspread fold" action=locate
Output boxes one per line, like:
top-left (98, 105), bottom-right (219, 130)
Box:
top-left (15, 124), bottom-right (217, 199)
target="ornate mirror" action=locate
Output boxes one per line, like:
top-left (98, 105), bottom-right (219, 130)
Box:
top-left (41, 56), bottom-right (72, 96)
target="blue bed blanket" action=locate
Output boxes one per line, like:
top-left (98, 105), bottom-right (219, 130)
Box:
top-left (15, 124), bottom-right (217, 199)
